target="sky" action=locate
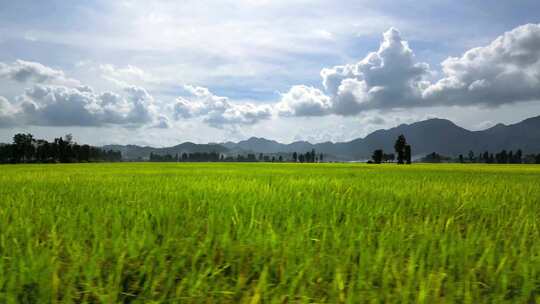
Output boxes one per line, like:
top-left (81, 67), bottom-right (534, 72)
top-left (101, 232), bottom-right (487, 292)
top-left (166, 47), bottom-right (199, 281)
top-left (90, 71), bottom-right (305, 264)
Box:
top-left (0, 0), bottom-right (540, 146)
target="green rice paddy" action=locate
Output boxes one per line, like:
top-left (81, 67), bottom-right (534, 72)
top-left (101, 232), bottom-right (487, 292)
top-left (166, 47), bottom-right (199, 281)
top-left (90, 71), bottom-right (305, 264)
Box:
top-left (1, 163), bottom-right (539, 303)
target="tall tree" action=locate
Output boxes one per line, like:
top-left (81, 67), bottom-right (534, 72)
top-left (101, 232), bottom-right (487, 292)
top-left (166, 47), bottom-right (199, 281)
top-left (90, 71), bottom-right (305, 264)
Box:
top-left (515, 149), bottom-right (523, 164)
top-left (404, 145), bottom-right (412, 164)
top-left (394, 135), bottom-right (407, 164)
top-left (500, 150), bottom-right (508, 163)
top-left (482, 151), bottom-right (489, 163)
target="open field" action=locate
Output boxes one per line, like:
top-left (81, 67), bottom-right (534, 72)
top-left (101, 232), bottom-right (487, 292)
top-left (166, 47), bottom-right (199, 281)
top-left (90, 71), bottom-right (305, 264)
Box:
top-left (1, 163), bottom-right (540, 303)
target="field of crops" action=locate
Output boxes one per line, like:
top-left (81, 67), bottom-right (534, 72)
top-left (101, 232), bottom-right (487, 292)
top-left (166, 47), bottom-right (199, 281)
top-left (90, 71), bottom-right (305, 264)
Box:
top-left (1, 163), bottom-right (539, 303)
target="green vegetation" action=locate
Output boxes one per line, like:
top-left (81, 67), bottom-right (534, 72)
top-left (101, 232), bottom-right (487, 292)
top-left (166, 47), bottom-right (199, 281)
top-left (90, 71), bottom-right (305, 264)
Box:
top-left (1, 163), bottom-right (540, 303)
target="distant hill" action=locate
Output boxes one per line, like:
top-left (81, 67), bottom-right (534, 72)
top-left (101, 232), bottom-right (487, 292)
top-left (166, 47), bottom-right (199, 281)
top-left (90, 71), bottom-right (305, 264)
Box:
top-left (105, 115), bottom-right (540, 160)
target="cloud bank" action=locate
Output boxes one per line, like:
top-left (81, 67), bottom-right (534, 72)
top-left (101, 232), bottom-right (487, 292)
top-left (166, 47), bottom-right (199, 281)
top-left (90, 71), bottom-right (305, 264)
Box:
top-left (1, 23), bottom-right (539, 129)
top-left (0, 60), bottom-right (80, 86)
top-left (11, 85), bottom-right (159, 127)
top-left (423, 23), bottom-right (540, 106)
top-left (174, 85), bottom-right (272, 128)
top-left (0, 61), bottom-right (163, 128)
top-left (279, 23), bottom-right (540, 117)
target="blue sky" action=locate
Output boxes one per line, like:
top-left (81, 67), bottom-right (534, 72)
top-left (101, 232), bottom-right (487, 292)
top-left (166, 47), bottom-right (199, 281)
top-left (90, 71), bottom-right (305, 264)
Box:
top-left (1, 1), bottom-right (540, 146)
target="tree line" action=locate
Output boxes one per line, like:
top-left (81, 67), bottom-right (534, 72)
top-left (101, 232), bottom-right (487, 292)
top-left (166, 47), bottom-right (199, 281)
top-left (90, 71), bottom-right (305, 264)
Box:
top-left (149, 150), bottom-right (323, 163)
top-left (370, 134), bottom-right (540, 164)
top-left (370, 134), bottom-right (412, 164)
top-left (458, 150), bottom-right (540, 164)
top-left (4, 132), bottom-right (540, 164)
top-left (420, 150), bottom-right (540, 164)
top-left (292, 150), bottom-right (323, 163)
top-left (0, 133), bottom-right (121, 164)
top-left (460, 150), bottom-right (524, 164)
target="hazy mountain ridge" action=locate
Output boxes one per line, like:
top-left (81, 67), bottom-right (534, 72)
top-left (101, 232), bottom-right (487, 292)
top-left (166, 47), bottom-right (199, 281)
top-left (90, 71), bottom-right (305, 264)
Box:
top-left (105, 115), bottom-right (540, 160)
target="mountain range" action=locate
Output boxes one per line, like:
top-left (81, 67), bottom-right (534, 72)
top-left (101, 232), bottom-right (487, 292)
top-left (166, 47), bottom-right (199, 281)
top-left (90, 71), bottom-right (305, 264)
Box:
top-left (104, 115), bottom-right (540, 161)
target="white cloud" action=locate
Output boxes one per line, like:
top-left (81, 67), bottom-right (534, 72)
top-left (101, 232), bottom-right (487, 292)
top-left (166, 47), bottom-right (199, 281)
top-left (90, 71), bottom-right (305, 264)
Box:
top-left (0, 96), bottom-right (18, 127)
top-left (423, 23), bottom-right (540, 106)
top-left (0, 60), bottom-right (167, 128)
top-left (279, 27), bottom-right (430, 117)
top-left (0, 96), bottom-right (15, 115)
top-left (323, 27), bottom-right (429, 111)
top-left (3, 24), bottom-right (540, 133)
top-left (0, 60), bottom-right (80, 86)
top-left (122, 86), bottom-right (159, 125)
top-left (1, 84), bottom-right (161, 128)
top-left (173, 85), bottom-right (272, 128)
top-left (277, 85), bottom-right (331, 116)
top-left (280, 23), bottom-right (540, 117)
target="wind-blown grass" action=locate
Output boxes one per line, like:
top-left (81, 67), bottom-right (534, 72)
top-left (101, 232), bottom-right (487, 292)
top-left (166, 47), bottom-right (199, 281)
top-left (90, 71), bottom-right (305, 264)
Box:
top-left (0, 163), bottom-right (539, 303)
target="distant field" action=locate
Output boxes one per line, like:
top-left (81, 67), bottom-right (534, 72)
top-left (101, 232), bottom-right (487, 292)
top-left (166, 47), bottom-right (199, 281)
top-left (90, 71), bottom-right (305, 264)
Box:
top-left (1, 163), bottom-right (540, 303)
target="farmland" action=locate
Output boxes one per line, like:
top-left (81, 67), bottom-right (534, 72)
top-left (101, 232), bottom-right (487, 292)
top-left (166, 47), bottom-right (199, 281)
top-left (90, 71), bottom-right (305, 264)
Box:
top-left (1, 163), bottom-right (540, 303)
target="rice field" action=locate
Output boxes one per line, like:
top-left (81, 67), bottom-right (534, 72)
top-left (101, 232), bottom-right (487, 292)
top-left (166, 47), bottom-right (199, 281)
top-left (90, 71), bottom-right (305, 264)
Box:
top-left (0, 163), bottom-right (540, 303)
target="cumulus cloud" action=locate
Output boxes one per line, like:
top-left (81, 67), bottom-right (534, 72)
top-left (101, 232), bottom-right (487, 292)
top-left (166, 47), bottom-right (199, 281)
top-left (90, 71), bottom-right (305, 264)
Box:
top-left (173, 85), bottom-right (272, 128)
top-left (3, 23), bottom-right (540, 129)
top-left (0, 60), bottom-right (167, 128)
top-left (279, 23), bottom-right (540, 117)
top-left (0, 60), bottom-right (80, 86)
top-left (325, 27), bottom-right (429, 111)
top-left (2, 84), bottom-right (161, 127)
top-left (279, 27), bottom-right (429, 116)
top-left (277, 85), bottom-right (331, 116)
top-left (423, 23), bottom-right (540, 106)
top-left (123, 85), bottom-right (158, 124)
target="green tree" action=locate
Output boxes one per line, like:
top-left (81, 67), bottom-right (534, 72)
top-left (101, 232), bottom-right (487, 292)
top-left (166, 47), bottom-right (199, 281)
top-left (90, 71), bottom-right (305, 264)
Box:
top-left (372, 149), bottom-right (383, 164)
top-left (515, 149), bottom-right (522, 164)
top-left (13, 133), bottom-right (35, 162)
top-left (394, 134), bottom-right (407, 164)
top-left (404, 145), bottom-right (412, 164)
